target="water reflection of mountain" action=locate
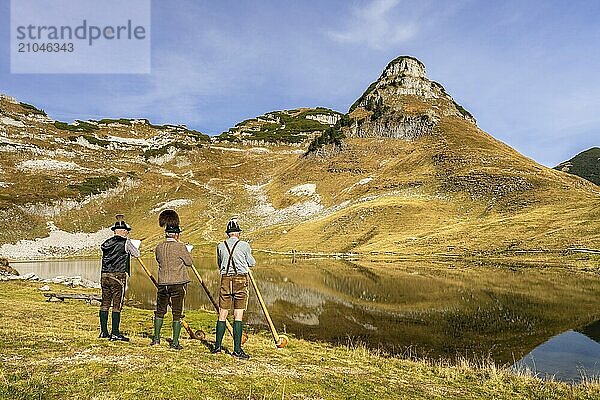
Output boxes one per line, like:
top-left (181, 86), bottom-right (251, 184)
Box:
top-left (244, 257), bottom-right (600, 364)
top-left (21, 256), bottom-right (600, 365)
top-left (576, 319), bottom-right (600, 343)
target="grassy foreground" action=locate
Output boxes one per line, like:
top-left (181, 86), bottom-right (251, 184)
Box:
top-left (1, 281), bottom-right (599, 400)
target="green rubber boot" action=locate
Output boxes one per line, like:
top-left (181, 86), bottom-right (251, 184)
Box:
top-left (171, 320), bottom-right (183, 350)
top-left (99, 310), bottom-right (109, 338)
top-left (109, 312), bottom-right (129, 342)
top-left (151, 317), bottom-right (163, 345)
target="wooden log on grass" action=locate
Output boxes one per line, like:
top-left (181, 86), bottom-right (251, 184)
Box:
top-left (43, 293), bottom-right (102, 304)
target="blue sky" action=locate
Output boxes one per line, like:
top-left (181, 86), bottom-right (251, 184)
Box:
top-left (1, 0), bottom-right (599, 166)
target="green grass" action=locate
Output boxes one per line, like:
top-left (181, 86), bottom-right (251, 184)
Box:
top-left (54, 120), bottom-right (99, 133)
top-left (349, 81), bottom-right (379, 112)
top-left (97, 118), bottom-right (134, 125)
top-left (220, 109), bottom-right (334, 144)
top-left (306, 126), bottom-right (345, 154)
top-left (67, 176), bottom-right (120, 197)
top-left (1, 281), bottom-right (598, 399)
top-left (68, 134), bottom-right (111, 147)
top-left (19, 102), bottom-right (46, 116)
top-left (143, 143), bottom-right (194, 159)
top-left (452, 100), bottom-right (475, 121)
top-left (554, 147), bottom-right (600, 186)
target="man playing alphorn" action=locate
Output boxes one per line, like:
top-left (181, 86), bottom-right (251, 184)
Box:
top-left (99, 214), bottom-right (140, 342)
top-left (151, 210), bottom-right (193, 350)
top-left (213, 217), bottom-right (255, 359)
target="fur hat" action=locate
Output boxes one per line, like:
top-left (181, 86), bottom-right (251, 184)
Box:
top-left (111, 214), bottom-right (131, 231)
top-left (159, 209), bottom-right (180, 228)
top-left (226, 217), bottom-right (242, 234)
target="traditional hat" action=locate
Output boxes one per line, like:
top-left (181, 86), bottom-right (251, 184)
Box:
top-left (165, 224), bottom-right (182, 234)
top-left (111, 214), bottom-right (131, 231)
top-left (226, 217), bottom-right (242, 234)
top-left (159, 209), bottom-right (180, 228)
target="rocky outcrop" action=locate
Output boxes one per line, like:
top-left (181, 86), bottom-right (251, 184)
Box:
top-left (0, 272), bottom-right (100, 288)
top-left (351, 113), bottom-right (437, 140)
top-left (346, 56), bottom-right (476, 142)
top-left (0, 258), bottom-right (19, 276)
top-left (218, 108), bottom-right (342, 145)
top-left (0, 94), bottom-right (18, 104)
top-left (306, 113), bottom-right (341, 126)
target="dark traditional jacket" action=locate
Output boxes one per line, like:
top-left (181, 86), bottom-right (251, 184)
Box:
top-left (101, 236), bottom-right (139, 275)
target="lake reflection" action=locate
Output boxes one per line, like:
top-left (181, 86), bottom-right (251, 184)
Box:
top-left (13, 255), bottom-right (600, 380)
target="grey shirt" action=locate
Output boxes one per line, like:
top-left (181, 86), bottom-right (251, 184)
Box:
top-left (125, 238), bottom-right (141, 258)
top-left (216, 237), bottom-right (256, 275)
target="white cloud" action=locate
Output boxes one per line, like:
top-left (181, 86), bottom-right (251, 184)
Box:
top-left (327, 0), bottom-right (418, 50)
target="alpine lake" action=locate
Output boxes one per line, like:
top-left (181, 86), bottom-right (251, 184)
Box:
top-left (12, 254), bottom-right (600, 384)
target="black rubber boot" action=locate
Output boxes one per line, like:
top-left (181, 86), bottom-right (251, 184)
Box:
top-left (231, 349), bottom-right (250, 360)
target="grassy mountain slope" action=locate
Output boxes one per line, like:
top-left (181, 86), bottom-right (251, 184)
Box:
top-left (1, 56), bottom-right (599, 258)
top-left (250, 59), bottom-right (600, 254)
top-left (555, 147), bottom-right (600, 186)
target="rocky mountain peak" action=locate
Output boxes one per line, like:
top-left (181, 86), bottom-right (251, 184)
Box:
top-left (344, 55), bottom-right (476, 141)
top-left (380, 56), bottom-right (427, 80)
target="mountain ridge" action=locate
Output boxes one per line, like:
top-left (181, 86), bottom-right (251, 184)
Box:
top-left (0, 55), bottom-right (598, 259)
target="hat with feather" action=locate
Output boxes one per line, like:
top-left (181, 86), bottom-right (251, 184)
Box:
top-left (225, 217), bottom-right (242, 234)
top-left (111, 214), bottom-right (131, 231)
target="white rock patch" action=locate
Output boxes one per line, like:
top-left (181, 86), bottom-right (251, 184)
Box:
top-left (106, 135), bottom-right (149, 146)
top-left (72, 136), bottom-right (104, 150)
top-left (18, 177), bottom-right (138, 218)
top-left (357, 177), bottom-right (373, 185)
top-left (0, 182), bottom-right (12, 188)
top-left (1, 273), bottom-right (99, 288)
top-left (0, 116), bottom-right (25, 127)
top-left (0, 224), bottom-right (112, 259)
top-left (306, 113), bottom-right (341, 125)
top-left (148, 147), bottom-right (177, 165)
top-left (17, 159), bottom-right (83, 172)
top-left (249, 147), bottom-right (270, 154)
top-left (288, 183), bottom-right (317, 196)
top-left (151, 199), bottom-right (192, 213)
top-left (246, 184), bottom-right (323, 225)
